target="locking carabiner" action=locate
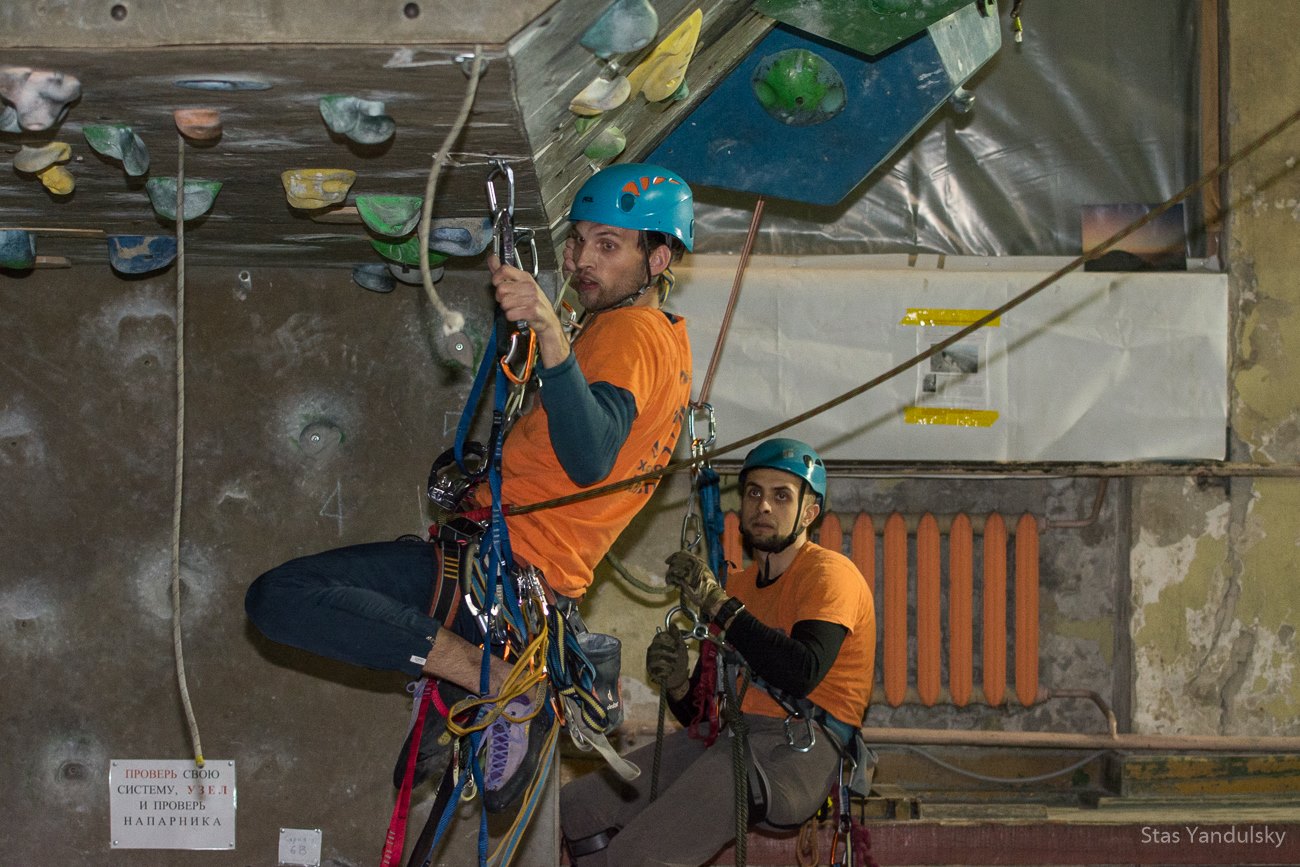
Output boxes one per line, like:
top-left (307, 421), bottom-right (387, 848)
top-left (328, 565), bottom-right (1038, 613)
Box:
top-left (487, 159), bottom-right (538, 384)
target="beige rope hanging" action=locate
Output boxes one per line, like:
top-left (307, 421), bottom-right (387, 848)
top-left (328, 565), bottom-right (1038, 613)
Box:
top-left (172, 132), bottom-right (204, 767)
top-left (417, 46), bottom-right (485, 337)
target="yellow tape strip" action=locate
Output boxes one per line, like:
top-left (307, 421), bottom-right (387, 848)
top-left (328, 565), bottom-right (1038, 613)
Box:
top-left (899, 308), bottom-right (1000, 327)
top-left (904, 407), bottom-right (1000, 427)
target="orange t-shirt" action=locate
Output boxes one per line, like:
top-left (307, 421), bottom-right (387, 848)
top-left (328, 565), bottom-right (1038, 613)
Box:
top-left (728, 542), bottom-right (876, 726)
top-left (478, 307), bottom-right (691, 598)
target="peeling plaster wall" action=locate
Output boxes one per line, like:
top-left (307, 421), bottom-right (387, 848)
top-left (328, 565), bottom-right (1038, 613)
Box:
top-left (1129, 0), bottom-right (1300, 736)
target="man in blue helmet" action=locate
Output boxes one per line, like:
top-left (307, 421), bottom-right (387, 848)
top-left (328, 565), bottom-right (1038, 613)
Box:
top-left (560, 438), bottom-right (876, 867)
top-left (245, 164), bottom-right (695, 813)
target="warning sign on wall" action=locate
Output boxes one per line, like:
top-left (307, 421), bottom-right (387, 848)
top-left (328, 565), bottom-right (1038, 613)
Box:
top-left (109, 759), bottom-right (236, 850)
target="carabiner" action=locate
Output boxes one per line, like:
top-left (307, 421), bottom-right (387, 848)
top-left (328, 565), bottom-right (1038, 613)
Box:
top-left (664, 604), bottom-right (713, 644)
top-left (686, 402), bottom-right (717, 459)
top-left (500, 326), bottom-right (537, 385)
top-left (783, 713), bottom-right (817, 753)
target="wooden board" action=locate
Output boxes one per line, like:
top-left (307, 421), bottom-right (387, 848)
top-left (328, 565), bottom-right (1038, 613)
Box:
top-left (1, 45), bottom-right (551, 271)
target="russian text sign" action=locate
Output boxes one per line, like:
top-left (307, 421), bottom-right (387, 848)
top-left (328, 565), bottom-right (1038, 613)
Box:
top-left (110, 759), bottom-right (236, 850)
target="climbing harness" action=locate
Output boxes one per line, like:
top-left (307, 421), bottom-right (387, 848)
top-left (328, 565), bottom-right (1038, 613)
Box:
top-left (397, 227), bottom-right (632, 866)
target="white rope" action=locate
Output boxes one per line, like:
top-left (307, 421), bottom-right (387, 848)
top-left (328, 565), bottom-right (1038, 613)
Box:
top-left (172, 132), bottom-right (204, 766)
top-left (417, 45), bottom-right (485, 337)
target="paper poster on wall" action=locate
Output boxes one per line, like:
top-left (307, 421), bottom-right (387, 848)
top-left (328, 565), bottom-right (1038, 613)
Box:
top-left (668, 254), bottom-right (1227, 462)
top-left (902, 309), bottom-right (1000, 427)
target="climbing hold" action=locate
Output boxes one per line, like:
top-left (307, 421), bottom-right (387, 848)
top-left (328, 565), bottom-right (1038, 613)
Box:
top-left (355, 194), bottom-right (424, 238)
top-left (13, 141), bottom-right (71, 174)
top-left (352, 263), bottom-right (397, 293)
top-left (319, 95), bottom-right (396, 145)
top-left (574, 115), bottom-right (600, 135)
top-left (0, 229), bottom-right (37, 270)
top-left (83, 124), bottom-right (150, 177)
top-left (0, 103), bottom-right (20, 133)
top-left (751, 49), bottom-right (846, 126)
top-left (389, 261), bottom-right (443, 285)
top-left (584, 125), bottom-right (627, 161)
top-left (174, 108), bottom-right (223, 141)
top-left (428, 216), bottom-right (493, 257)
top-left (281, 168), bottom-right (356, 210)
top-left (14, 142), bottom-right (76, 195)
top-left (570, 74), bottom-right (632, 116)
top-left (626, 9), bottom-right (702, 103)
top-left (175, 76), bottom-right (271, 91)
top-left (145, 177), bottom-right (223, 222)
top-left (370, 236), bottom-right (449, 268)
top-left (441, 330), bottom-right (476, 369)
top-left (298, 421), bottom-right (343, 457)
top-left (0, 66), bottom-right (82, 131)
top-left (106, 235), bottom-right (178, 275)
top-left (580, 0), bottom-right (659, 59)
top-left (38, 165), bottom-right (75, 195)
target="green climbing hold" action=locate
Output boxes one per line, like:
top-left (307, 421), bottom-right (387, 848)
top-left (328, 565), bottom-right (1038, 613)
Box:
top-left (83, 123), bottom-right (150, 176)
top-left (751, 49), bottom-right (846, 127)
top-left (583, 125), bottom-right (626, 161)
top-left (580, 0), bottom-right (659, 59)
top-left (145, 177), bottom-right (223, 222)
top-left (356, 194), bottom-right (423, 238)
top-left (370, 236), bottom-right (449, 268)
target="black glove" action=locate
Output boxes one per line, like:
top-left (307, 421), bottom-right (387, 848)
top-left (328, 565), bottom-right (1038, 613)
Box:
top-left (665, 549), bottom-right (728, 619)
top-left (645, 625), bottom-right (689, 695)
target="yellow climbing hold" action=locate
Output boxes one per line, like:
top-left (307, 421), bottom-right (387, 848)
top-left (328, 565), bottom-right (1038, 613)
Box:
top-left (37, 165), bottom-right (75, 195)
top-left (626, 9), bottom-right (701, 103)
top-left (281, 168), bottom-right (357, 209)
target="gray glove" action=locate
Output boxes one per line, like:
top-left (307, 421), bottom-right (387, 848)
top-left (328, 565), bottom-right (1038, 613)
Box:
top-left (645, 625), bottom-right (689, 694)
top-left (665, 549), bottom-right (728, 619)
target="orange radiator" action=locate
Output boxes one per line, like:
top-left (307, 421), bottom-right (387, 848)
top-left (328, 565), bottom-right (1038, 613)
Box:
top-left (722, 511), bottom-right (1041, 708)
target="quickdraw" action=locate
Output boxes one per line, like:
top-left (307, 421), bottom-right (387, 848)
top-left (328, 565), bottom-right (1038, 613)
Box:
top-left (486, 159), bottom-right (539, 387)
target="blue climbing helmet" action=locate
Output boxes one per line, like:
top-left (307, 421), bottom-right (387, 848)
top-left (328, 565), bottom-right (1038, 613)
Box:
top-left (567, 163), bottom-right (695, 251)
top-left (740, 438), bottom-right (827, 506)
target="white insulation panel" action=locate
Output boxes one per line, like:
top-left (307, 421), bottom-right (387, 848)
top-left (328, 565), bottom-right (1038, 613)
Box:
top-left (670, 255), bottom-right (1227, 462)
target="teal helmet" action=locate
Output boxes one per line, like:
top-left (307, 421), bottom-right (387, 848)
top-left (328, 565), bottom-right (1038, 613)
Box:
top-left (740, 438), bottom-right (827, 505)
top-left (568, 163), bottom-right (695, 251)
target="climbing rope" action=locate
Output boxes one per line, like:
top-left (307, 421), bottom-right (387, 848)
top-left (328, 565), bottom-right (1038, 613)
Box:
top-left (722, 663), bottom-right (753, 867)
top-left (417, 46), bottom-right (484, 337)
top-left (171, 132), bottom-right (203, 768)
top-left (697, 197), bottom-right (764, 405)
top-left (507, 100), bottom-right (1300, 519)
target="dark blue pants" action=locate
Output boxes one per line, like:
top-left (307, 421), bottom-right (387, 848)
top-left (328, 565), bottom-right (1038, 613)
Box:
top-left (244, 538), bottom-right (482, 679)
